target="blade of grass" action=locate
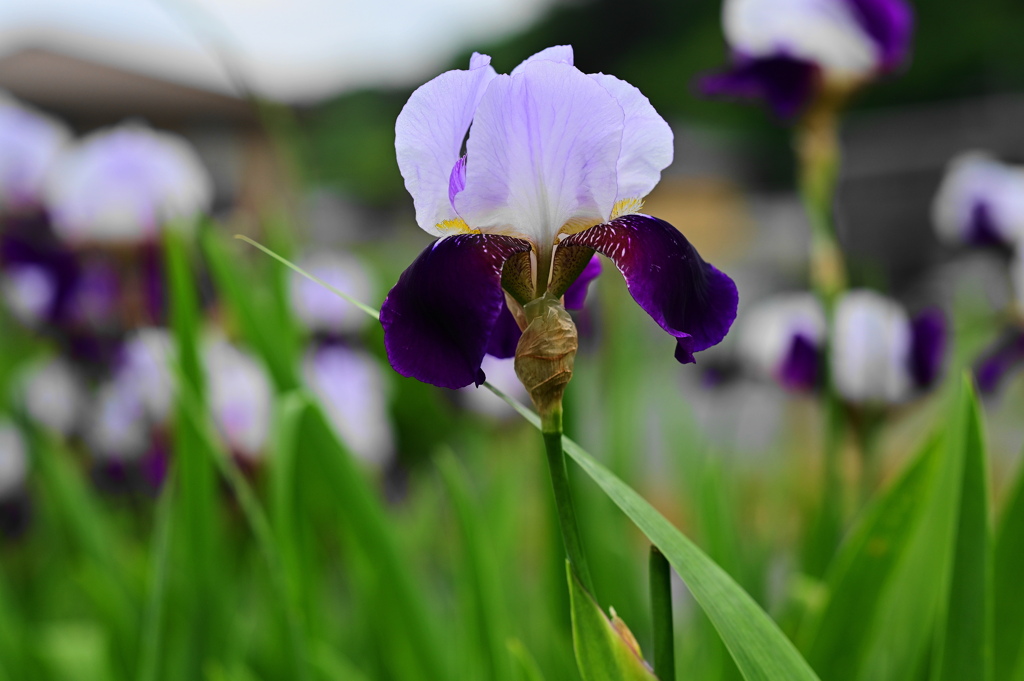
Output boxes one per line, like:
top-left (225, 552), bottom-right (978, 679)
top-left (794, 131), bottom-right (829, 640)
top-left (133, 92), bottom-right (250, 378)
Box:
top-left (994, 440), bottom-right (1024, 680)
top-left (436, 450), bottom-right (513, 681)
top-left (800, 431), bottom-right (939, 678)
top-left (932, 379), bottom-right (992, 681)
top-left (138, 469), bottom-right (177, 681)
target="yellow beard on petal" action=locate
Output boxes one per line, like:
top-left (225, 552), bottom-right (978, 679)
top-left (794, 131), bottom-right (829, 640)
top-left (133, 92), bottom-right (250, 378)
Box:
top-left (611, 197), bottom-right (644, 220)
top-left (435, 217), bottom-right (480, 235)
top-left (556, 198), bottom-right (645, 239)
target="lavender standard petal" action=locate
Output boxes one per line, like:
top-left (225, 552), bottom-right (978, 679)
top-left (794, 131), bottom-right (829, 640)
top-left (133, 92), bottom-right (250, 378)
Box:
top-left (908, 308), bottom-right (946, 390)
top-left (559, 214), bottom-right (738, 364)
top-left (380, 234), bottom-right (531, 388)
top-left (699, 54), bottom-right (819, 119)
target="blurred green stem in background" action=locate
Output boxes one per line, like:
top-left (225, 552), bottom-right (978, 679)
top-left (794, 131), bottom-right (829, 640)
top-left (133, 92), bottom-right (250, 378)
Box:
top-left (795, 83), bottom-right (856, 578)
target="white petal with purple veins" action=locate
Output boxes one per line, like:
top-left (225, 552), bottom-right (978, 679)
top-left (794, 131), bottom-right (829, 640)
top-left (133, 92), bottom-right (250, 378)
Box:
top-left (832, 290), bottom-right (912, 403)
top-left (455, 60), bottom-right (624, 245)
top-left (590, 73), bottom-right (674, 207)
top-left (725, 0), bottom-right (879, 75)
top-left (395, 53), bottom-right (497, 235)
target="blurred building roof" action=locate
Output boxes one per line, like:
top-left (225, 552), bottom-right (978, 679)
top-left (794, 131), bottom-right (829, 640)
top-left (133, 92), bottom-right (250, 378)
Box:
top-left (0, 48), bottom-right (253, 124)
top-left (0, 0), bottom-right (555, 105)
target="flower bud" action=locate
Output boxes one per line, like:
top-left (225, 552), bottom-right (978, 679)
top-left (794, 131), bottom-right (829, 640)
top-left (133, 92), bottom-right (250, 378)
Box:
top-left (514, 296), bottom-right (577, 426)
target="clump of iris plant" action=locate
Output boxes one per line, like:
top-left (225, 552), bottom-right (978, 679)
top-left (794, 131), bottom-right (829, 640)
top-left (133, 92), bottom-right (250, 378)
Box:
top-left (379, 44), bottom-right (738, 637)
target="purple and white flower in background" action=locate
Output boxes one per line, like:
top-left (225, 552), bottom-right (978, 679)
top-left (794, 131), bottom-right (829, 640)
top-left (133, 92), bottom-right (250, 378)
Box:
top-left (933, 152), bottom-right (1024, 248)
top-left (2, 264), bottom-right (58, 327)
top-left (19, 357), bottom-right (86, 436)
top-left (290, 252), bottom-right (375, 337)
top-left (303, 344), bottom-right (395, 467)
top-left (738, 292), bottom-right (825, 392)
top-left (974, 250), bottom-right (1024, 394)
top-left (0, 95), bottom-right (70, 213)
top-left (204, 339), bottom-right (273, 464)
top-left (45, 123), bottom-right (213, 244)
top-left (85, 379), bottom-right (150, 462)
top-left (700, 0), bottom-right (913, 117)
top-left (118, 328), bottom-right (176, 424)
top-left (832, 290), bottom-right (945, 405)
top-left (0, 421), bottom-right (29, 501)
top-left (381, 45), bottom-right (737, 389)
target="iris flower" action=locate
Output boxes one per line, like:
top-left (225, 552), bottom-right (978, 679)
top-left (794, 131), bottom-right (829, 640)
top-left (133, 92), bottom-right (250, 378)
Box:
top-left (381, 46), bottom-right (738, 390)
top-left (933, 152), bottom-right (1024, 248)
top-left (700, 0), bottom-right (913, 117)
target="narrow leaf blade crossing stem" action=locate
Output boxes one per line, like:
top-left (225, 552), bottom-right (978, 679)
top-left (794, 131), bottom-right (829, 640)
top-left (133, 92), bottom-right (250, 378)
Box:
top-left (649, 546), bottom-right (676, 680)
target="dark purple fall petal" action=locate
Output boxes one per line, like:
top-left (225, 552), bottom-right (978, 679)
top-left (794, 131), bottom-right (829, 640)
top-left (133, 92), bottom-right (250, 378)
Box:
top-left (0, 216), bottom-right (80, 323)
top-left (966, 201), bottom-right (1005, 247)
top-left (778, 333), bottom-right (822, 392)
top-left (974, 330), bottom-right (1024, 395)
top-left (698, 54), bottom-right (819, 119)
top-left (560, 214), bottom-right (738, 364)
top-left (909, 308), bottom-right (946, 390)
top-left (563, 254), bottom-right (601, 310)
top-left (380, 234), bottom-right (531, 389)
top-left (486, 303), bottom-right (522, 359)
top-left (846, 0), bottom-right (914, 71)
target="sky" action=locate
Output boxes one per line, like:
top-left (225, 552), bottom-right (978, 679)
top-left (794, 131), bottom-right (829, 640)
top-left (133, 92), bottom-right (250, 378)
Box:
top-left (0, 0), bottom-right (555, 102)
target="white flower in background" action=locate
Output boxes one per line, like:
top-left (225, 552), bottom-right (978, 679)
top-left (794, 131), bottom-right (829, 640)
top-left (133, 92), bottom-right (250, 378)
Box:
top-left (119, 328), bottom-right (176, 424)
top-left (85, 380), bottom-right (149, 461)
top-left (46, 122), bottom-right (213, 244)
top-left (303, 344), bottom-right (393, 467)
top-left (0, 421), bottom-right (29, 500)
top-left (831, 289), bottom-right (949, 405)
top-left (290, 252), bottom-right (374, 336)
top-left (204, 339), bottom-right (272, 462)
top-left (738, 293), bottom-right (825, 391)
top-left (933, 152), bottom-right (1024, 246)
top-left (20, 357), bottom-right (86, 436)
top-left (459, 354), bottom-right (530, 419)
top-left (0, 95), bottom-right (70, 211)
top-left (2, 265), bottom-right (57, 327)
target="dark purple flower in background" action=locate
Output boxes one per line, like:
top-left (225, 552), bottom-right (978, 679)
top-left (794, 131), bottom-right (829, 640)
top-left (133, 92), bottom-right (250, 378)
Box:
top-left (699, 0), bottom-right (913, 117)
top-left (380, 46), bottom-right (738, 389)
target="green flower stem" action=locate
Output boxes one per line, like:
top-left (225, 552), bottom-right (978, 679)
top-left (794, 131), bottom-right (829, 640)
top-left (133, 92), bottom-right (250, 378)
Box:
top-left (542, 407), bottom-right (595, 596)
top-left (649, 546), bottom-right (675, 680)
top-left (797, 92), bottom-right (851, 577)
